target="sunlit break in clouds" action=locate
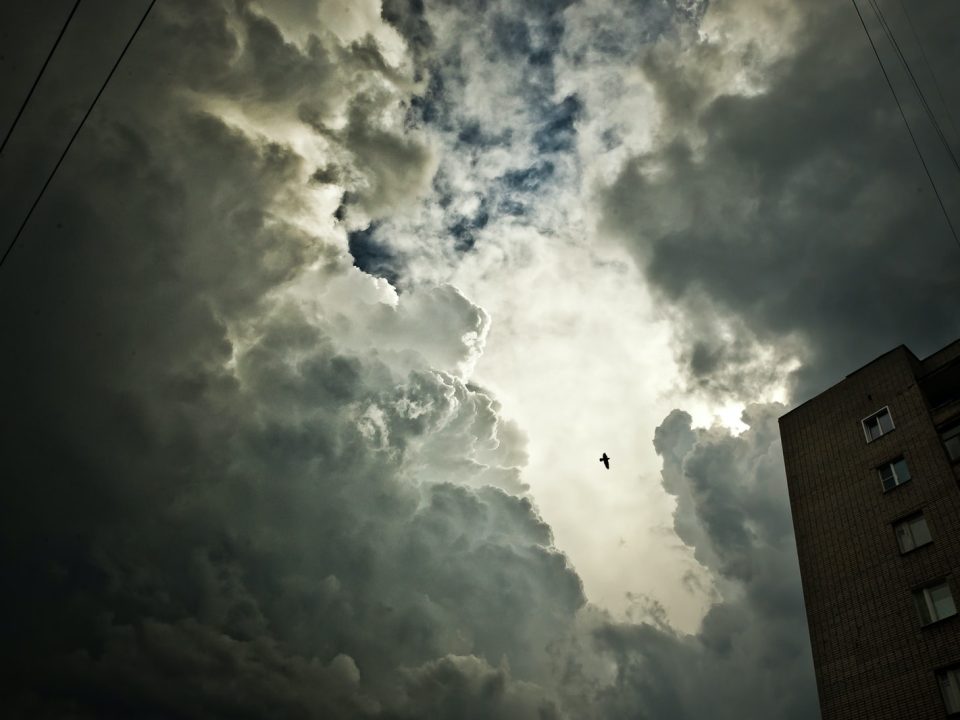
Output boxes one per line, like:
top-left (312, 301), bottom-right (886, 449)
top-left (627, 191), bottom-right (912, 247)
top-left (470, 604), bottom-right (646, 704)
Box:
top-left (1, 0), bottom-right (958, 717)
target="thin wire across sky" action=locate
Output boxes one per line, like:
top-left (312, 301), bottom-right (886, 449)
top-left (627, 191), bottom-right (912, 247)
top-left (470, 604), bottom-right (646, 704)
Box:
top-left (0, 0), bottom-right (158, 270)
top-left (851, 0), bottom-right (960, 251)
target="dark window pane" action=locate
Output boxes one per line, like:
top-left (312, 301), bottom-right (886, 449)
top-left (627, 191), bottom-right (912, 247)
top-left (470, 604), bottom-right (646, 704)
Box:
top-left (879, 464), bottom-right (898, 491)
top-left (945, 433), bottom-right (960, 462)
top-left (940, 668), bottom-right (960, 714)
top-left (878, 410), bottom-right (894, 434)
top-left (896, 523), bottom-right (914, 552)
top-left (910, 516), bottom-right (932, 546)
top-left (931, 584), bottom-right (957, 620)
top-left (893, 458), bottom-right (910, 483)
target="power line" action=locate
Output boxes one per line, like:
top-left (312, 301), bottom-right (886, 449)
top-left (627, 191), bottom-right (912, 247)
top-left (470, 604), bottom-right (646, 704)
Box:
top-left (895, 0), bottom-right (960, 152)
top-left (867, 0), bottom-right (960, 177)
top-left (0, 0), bottom-right (83, 157)
top-left (850, 0), bottom-right (960, 252)
top-left (0, 0), bottom-right (158, 271)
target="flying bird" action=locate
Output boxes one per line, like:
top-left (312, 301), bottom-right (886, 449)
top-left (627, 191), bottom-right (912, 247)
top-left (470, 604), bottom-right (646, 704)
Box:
top-left (599, 452), bottom-right (610, 469)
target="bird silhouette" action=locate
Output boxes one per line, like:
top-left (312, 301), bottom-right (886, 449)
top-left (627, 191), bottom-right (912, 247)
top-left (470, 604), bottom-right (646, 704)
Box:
top-left (600, 453), bottom-right (610, 469)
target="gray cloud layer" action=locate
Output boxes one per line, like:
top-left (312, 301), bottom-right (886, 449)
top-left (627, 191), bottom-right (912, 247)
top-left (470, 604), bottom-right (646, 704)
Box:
top-left (594, 404), bottom-right (816, 720)
top-left (599, 0), bottom-right (960, 402)
top-left (0, 1), bottom-right (897, 717)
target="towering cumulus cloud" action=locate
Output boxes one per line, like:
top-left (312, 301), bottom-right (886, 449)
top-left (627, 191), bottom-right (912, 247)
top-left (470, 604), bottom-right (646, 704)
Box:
top-left (604, 404), bottom-right (818, 719)
top-left (0, 2), bottom-right (582, 716)
top-left (4, 0), bottom-right (955, 718)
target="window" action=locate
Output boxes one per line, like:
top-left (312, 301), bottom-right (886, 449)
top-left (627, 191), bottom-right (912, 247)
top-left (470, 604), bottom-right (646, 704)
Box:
top-left (914, 581), bottom-right (957, 625)
top-left (878, 457), bottom-right (911, 492)
top-left (894, 513), bottom-right (932, 553)
top-left (938, 665), bottom-right (960, 715)
top-left (862, 407), bottom-right (894, 442)
top-left (943, 424), bottom-right (960, 463)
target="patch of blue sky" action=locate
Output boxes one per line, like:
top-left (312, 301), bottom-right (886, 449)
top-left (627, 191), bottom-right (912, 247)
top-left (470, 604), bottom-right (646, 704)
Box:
top-left (347, 223), bottom-right (403, 289)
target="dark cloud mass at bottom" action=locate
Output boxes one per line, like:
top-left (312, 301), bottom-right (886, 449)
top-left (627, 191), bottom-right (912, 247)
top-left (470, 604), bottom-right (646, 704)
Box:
top-left (0, 1), bottom-right (824, 718)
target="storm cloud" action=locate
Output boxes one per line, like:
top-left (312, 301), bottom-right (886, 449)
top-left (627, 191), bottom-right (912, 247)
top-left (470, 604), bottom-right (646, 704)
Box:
top-left (581, 404), bottom-right (816, 720)
top-left (598, 0), bottom-right (960, 401)
top-left (0, 2), bottom-right (581, 716)
top-left (5, 0), bottom-right (953, 718)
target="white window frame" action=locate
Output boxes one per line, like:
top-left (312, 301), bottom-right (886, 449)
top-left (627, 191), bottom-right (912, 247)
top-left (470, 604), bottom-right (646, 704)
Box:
top-left (862, 406), bottom-right (895, 442)
top-left (894, 512), bottom-right (932, 553)
top-left (938, 665), bottom-right (960, 715)
top-left (878, 457), bottom-right (911, 492)
top-left (914, 580), bottom-right (958, 626)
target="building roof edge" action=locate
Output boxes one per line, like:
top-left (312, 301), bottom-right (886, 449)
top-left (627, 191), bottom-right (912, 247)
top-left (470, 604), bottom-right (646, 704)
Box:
top-left (779, 344), bottom-right (914, 422)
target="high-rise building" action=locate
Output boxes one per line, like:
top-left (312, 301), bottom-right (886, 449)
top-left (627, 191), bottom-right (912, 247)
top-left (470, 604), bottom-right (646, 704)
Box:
top-left (780, 339), bottom-right (960, 719)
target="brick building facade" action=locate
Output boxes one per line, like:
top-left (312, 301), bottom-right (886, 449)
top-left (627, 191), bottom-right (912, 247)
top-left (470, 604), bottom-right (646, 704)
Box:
top-left (780, 339), bottom-right (960, 719)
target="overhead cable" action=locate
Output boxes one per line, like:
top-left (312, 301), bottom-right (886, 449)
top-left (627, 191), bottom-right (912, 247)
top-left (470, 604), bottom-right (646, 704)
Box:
top-left (867, 0), bottom-right (960, 177)
top-left (850, 0), bottom-right (960, 251)
top-left (895, 0), bottom-right (960, 152)
top-left (0, 0), bottom-right (158, 271)
top-left (0, 0), bottom-right (83, 157)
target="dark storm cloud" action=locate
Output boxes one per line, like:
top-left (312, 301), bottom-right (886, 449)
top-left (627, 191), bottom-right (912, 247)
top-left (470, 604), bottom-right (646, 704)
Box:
top-left (0, 2), bottom-right (585, 716)
top-left (338, 90), bottom-right (438, 220)
top-left (389, 655), bottom-right (562, 720)
top-left (0, 2), bottom-right (855, 718)
top-left (311, 164), bottom-right (342, 184)
top-left (600, 0), bottom-right (960, 402)
top-left (594, 404), bottom-right (817, 720)
top-left (654, 407), bottom-right (795, 583)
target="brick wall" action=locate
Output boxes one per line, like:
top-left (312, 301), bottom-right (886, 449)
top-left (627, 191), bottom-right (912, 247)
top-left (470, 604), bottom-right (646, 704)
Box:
top-left (780, 345), bottom-right (960, 719)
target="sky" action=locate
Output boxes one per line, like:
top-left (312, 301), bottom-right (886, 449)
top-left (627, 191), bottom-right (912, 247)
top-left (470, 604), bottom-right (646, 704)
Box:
top-left (0, 0), bottom-right (958, 718)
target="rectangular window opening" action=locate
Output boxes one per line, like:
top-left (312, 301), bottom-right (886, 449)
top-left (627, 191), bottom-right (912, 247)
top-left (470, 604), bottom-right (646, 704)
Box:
top-left (894, 513), bottom-right (933, 553)
top-left (939, 665), bottom-right (960, 715)
top-left (878, 457), bottom-right (911, 492)
top-left (862, 406), bottom-right (894, 442)
top-left (914, 580), bottom-right (958, 626)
